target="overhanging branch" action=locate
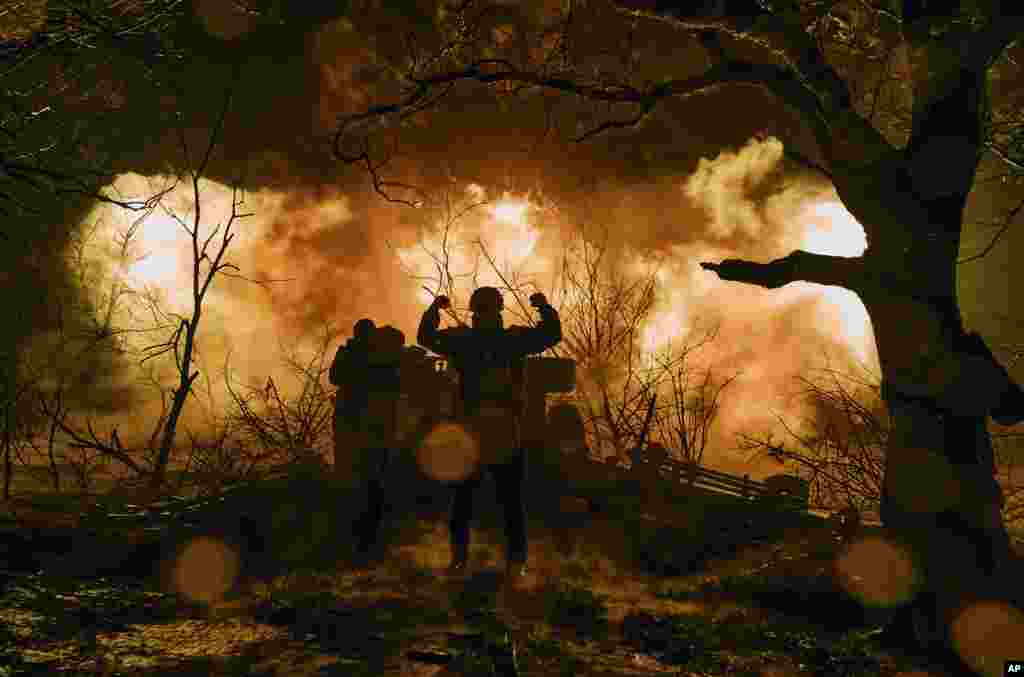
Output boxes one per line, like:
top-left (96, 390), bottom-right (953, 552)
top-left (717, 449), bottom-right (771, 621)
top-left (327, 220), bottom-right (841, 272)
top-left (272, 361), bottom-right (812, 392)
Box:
top-left (614, 4), bottom-right (854, 118)
top-left (699, 250), bottom-right (865, 291)
top-left (334, 57), bottom-right (833, 181)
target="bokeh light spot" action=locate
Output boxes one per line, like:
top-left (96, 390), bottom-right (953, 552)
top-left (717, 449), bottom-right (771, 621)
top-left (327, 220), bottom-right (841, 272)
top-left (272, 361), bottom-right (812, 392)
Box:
top-left (171, 536), bottom-right (240, 604)
top-left (416, 422), bottom-right (479, 482)
top-left (951, 600), bottom-right (1024, 677)
top-left (834, 536), bottom-right (920, 608)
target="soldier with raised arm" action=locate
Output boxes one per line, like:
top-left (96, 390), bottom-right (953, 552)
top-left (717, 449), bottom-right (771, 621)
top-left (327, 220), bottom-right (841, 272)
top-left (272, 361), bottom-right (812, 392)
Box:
top-left (417, 287), bottom-right (561, 580)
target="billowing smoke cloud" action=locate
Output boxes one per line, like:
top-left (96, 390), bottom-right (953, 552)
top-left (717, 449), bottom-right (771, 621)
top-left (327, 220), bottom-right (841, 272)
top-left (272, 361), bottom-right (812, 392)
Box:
top-left (9, 1), bottom-right (889, 483)
top-left (681, 139), bottom-right (873, 469)
top-left (521, 137), bottom-right (877, 474)
top-left (64, 127), bottom-right (877, 484)
top-left (68, 174), bottom-right (408, 452)
top-left (685, 136), bottom-right (794, 246)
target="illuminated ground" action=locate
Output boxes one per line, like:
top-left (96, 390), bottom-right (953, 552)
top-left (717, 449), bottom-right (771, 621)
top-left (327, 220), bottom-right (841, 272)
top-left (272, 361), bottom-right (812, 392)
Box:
top-left (3, 469), bottom-right (1021, 677)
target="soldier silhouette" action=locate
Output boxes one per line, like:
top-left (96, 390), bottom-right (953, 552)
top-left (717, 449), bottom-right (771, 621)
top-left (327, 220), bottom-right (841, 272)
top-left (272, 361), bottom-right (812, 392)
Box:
top-left (417, 287), bottom-right (561, 579)
top-left (330, 318), bottom-right (404, 564)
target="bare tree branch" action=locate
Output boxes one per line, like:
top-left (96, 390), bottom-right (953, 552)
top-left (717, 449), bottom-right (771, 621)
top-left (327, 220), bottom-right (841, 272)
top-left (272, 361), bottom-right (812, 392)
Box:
top-left (333, 54), bottom-right (834, 195)
top-left (700, 249), bottom-right (867, 291)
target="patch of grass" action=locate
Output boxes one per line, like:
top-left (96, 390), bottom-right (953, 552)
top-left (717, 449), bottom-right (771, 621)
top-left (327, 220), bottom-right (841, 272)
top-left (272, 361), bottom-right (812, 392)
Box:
top-left (557, 654), bottom-right (585, 677)
top-left (445, 631), bottom-right (518, 677)
top-left (698, 573), bottom-right (775, 596)
top-left (256, 587), bottom-right (342, 617)
top-left (812, 628), bottom-right (889, 676)
top-left (623, 612), bottom-right (716, 667)
top-left (452, 583), bottom-right (499, 617)
top-left (711, 571), bottom-right (871, 631)
top-left (398, 564), bottom-right (436, 587)
top-left (450, 573), bottom-right (514, 637)
top-left (561, 557), bottom-right (590, 582)
top-left (0, 621), bottom-right (29, 677)
top-left (623, 607), bottom-right (889, 676)
top-left (260, 568), bottom-right (338, 599)
top-left (543, 583), bottom-right (608, 639)
top-left (0, 569), bottom-right (183, 674)
top-left (518, 625), bottom-right (579, 677)
top-left (649, 579), bottom-right (700, 601)
top-left (524, 626), bottom-right (563, 659)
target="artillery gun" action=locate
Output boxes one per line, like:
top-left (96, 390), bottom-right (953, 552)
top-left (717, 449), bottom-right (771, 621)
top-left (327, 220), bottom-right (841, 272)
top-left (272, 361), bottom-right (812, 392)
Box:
top-left (394, 346), bottom-right (584, 455)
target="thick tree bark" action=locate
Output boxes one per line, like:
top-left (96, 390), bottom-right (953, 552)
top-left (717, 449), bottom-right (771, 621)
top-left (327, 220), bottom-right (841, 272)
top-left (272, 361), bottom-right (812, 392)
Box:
top-left (696, 7), bottom-right (1024, 645)
top-left (702, 243), bottom-right (1022, 644)
top-left (331, 0), bottom-right (1024, 649)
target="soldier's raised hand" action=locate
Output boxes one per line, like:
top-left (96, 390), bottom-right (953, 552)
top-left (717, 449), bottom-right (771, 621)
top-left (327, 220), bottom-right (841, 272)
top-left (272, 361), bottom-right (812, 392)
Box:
top-left (432, 295), bottom-right (451, 310)
top-left (529, 292), bottom-right (548, 309)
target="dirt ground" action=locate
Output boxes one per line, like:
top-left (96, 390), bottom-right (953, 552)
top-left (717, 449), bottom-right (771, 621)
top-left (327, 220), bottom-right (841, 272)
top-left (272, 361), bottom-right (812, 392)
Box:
top-left (3, 462), bottom-right (1023, 677)
top-left (5, 502), bottom-right (1019, 677)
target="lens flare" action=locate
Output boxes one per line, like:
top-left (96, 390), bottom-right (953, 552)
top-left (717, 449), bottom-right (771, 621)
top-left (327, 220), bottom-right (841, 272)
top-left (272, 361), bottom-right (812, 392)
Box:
top-left (416, 421), bottom-right (480, 482)
top-left (951, 600), bottom-right (1024, 677)
top-left (169, 536), bottom-right (241, 604)
top-left (834, 535), bottom-right (921, 608)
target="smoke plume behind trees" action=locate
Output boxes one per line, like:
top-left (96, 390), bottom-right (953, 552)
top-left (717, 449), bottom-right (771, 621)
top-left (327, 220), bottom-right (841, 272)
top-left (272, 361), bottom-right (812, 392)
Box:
top-left (3, 1), bottom-right (1018, 482)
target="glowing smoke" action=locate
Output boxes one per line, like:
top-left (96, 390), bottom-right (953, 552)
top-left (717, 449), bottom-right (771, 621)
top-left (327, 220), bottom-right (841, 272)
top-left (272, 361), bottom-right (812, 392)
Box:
top-left (75, 135), bottom-right (881, 476)
top-left (398, 186), bottom-right (547, 316)
top-left (78, 173), bottom-right (388, 449)
top-left (386, 145), bottom-right (878, 473)
top-left (670, 138), bottom-right (878, 464)
top-left (685, 135), bottom-right (791, 243)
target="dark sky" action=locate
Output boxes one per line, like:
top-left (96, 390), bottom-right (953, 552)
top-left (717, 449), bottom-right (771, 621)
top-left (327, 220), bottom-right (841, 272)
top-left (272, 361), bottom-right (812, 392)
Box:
top-left (7, 0), bottom-right (1022, 473)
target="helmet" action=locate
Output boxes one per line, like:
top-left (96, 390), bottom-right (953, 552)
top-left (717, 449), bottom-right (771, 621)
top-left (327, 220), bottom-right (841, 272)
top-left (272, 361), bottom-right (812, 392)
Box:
top-left (353, 318), bottom-right (375, 341)
top-left (469, 286), bottom-right (503, 314)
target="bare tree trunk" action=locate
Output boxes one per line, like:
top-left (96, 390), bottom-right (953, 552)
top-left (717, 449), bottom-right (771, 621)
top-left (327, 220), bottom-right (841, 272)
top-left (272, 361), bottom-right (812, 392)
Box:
top-left (148, 76), bottom-right (244, 489)
top-left (2, 408), bottom-right (11, 501)
top-left (46, 407), bottom-right (61, 492)
top-left (866, 293), bottom-right (1018, 644)
top-left (705, 247), bottom-right (1021, 647)
top-left (152, 319), bottom-right (200, 488)
top-left (326, 1), bottom-right (1024, 651)
top-left (0, 372), bottom-right (26, 501)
